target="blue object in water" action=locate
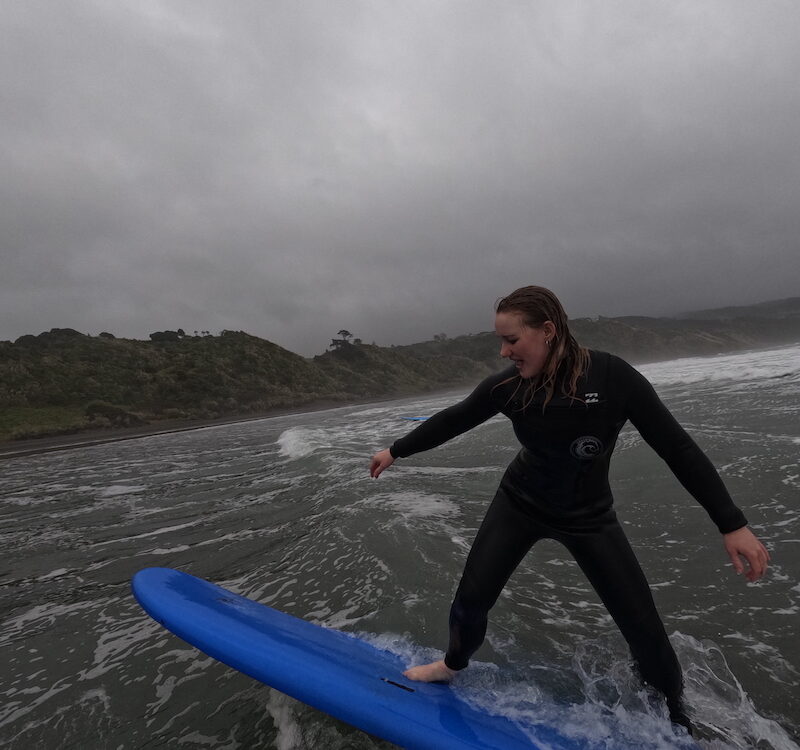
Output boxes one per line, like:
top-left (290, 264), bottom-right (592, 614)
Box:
top-left (402, 416), bottom-right (429, 421)
top-left (132, 567), bottom-right (572, 749)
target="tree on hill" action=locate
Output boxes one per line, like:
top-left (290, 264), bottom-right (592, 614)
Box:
top-left (149, 330), bottom-right (181, 342)
top-left (330, 329), bottom-right (354, 349)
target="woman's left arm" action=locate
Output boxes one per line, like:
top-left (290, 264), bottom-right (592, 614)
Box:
top-left (615, 356), bottom-right (770, 580)
top-left (724, 527), bottom-right (771, 582)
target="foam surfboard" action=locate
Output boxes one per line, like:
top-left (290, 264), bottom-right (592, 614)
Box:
top-left (132, 567), bottom-right (578, 749)
top-left (133, 568), bottom-right (693, 749)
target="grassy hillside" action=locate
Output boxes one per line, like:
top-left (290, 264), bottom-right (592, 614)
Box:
top-left (0, 329), bottom-right (340, 439)
top-left (400, 312), bottom-right (800, 372)
top-left (676, 296), bottom-right (800, 320)
top-left (0, 329), bottom-right (482, 440)
top-left (315, 341), bottom-right (493, 397)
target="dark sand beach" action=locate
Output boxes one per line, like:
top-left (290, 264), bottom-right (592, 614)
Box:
top-left (0, 400), bottom-right (350, 461)
top-left (0, 387), bottom-right (454, 460)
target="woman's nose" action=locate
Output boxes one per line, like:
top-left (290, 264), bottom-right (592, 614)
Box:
top-left (500, 342), bottom-right (511, 358)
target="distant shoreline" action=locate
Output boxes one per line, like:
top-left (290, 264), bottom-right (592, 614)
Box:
top-left (0, 387), bottom-right (465, 461)
top-left (0, 398), bottom-right (355, 461)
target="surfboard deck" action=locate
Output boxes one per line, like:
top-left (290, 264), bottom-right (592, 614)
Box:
top-left (132, 567), bottom-right (689, 749)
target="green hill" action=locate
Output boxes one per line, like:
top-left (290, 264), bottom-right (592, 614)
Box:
top-left (399, 311), bottom-right (800, 372)
top-left (0, 329), bottom-right (485, 441)
top-left (676, 296), bottom-right (800, 320)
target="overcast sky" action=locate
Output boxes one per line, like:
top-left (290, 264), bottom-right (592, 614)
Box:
top-left (2, 1), bottom-right (798, 355)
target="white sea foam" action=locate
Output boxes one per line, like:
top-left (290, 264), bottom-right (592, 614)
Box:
top-left (79, 616), bottom-right (163, 682)
top-left (676, 633), bottom-right (800, 749)
top-left (36, 568), bottom-right (70, 581)
top-left (0, 600), bottom-right (99, 647)
top-left (0, 495), bottom-right (47, 507)
top-left (397, 464), bottom-right (499, 476)
top-left (149, 545), bottom-right (191, 555)
top-left (639, 343), bottom-right (800, 389)
top-left (349, 406), bottom-right (396, 418)
top-left (349, 631), bottom-right (693, 749)
top-left (0, 677), bottom-right (73, 730)
top-left (373, 491), bottom-right (460, 520)
top-left (276, 427), bottom-right (330, 459)
top-left (144, 647), bottom-right (215, 721)
top-left (96, 484), bottom-right (147, 498)
top-left (264, 690), bottom-right (304, 750)
top-left (88, 520), bottom-right (202, 548)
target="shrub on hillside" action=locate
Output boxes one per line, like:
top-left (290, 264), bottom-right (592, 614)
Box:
top-left (149, 330), bottom-right (182, 342)
top-left (85, 400), bottom-right (147, 427)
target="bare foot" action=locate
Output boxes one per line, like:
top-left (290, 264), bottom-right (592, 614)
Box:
top-left (403, 660), bottom-right (458, 683)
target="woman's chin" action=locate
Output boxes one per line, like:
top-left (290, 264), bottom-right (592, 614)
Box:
top-left (516, 363), bottom-right (542, 379)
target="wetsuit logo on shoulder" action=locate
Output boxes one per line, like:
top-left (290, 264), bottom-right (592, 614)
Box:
top-left (585, 392), bottom-right (599, 404)
top-left (570, 436), bottom-right (603, 459)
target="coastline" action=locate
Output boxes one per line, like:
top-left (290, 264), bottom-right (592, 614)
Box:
top-left (0, 386), bottom-right (467, 461)
top-left (0, 399), bottom-right (354, 461)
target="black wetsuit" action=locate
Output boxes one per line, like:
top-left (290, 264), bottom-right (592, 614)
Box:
top-left (389, 350), bottom-right (746, 719)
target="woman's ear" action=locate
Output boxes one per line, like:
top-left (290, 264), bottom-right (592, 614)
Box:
top-left (542, 320), bottom-right (557, 340)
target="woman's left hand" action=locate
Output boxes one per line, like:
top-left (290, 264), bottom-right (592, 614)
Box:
top-left (723, 526), bottom-right (770, 582)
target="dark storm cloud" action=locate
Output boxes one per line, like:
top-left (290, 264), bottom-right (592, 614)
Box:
top-left (1, 1), bottom-right (798, 354)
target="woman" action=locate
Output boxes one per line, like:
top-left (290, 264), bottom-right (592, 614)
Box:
top-left (369, 286), bottom-right (769, 731)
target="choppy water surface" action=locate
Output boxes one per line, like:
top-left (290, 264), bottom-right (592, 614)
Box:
top-left (1, 344), bottom-right (799, 750)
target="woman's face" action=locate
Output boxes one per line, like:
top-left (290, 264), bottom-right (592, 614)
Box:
top-left (495, 311), bottom-right (554, 379)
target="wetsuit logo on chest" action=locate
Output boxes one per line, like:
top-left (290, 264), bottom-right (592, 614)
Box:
top-left (570, 435), bottom-right (603, 459)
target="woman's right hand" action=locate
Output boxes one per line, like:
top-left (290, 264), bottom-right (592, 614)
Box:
top-left (370, 449), bottom-right (395, 478)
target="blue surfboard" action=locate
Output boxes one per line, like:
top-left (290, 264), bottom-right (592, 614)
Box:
top-left (132, 568), bottom-right (577, 749)
top-left (133, 568), bottom-right (694, 749)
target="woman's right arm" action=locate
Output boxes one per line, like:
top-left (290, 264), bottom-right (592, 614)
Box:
top-left (369, 369), bottom-right (511, 477)
top-left (370, 448), bottom-right (395, 478)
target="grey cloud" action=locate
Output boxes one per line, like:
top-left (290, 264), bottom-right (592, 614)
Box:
top-left (1, 1), bottom-right (798, 354)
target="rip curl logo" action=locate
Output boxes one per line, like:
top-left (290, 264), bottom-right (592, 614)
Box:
top-left (570, 436), bottom-right (603, 459)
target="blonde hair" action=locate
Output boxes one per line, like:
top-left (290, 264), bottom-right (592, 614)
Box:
top-left (495, 285), bottom-right (589, 409)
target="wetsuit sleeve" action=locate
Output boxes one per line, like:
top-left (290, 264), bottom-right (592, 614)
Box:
top-left (389, 371), bottom-right (507, 459)
top-left (612, 356), bottom-right (748, 534)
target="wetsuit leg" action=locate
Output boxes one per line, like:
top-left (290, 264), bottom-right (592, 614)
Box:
top-left (556, 519), bottom-right (687, 723)
top-left (444, 484), bottom-right (544, 670)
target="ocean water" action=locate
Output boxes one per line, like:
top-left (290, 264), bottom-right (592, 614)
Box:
top-left (1, 343), bottom-right (799, 750)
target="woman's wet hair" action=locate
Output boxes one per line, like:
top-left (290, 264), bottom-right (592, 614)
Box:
top-left (495, 285), bottom-right (590, 409)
